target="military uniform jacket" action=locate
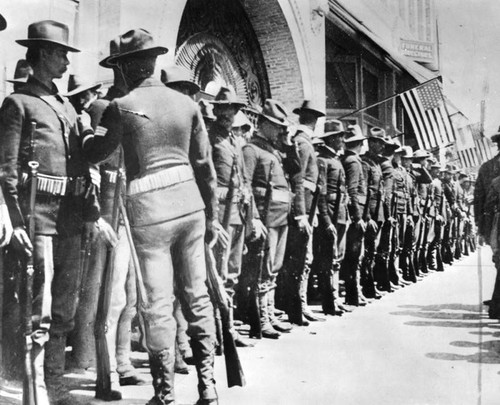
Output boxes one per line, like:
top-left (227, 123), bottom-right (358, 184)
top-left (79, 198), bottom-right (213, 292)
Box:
top-left (209, 122), bottom-right (249, 225)
top-left (412, 164), bottom-right (432, 215)
top-left (289, 126), bottom-right (318, 218)
top-left (430, 177), bottom-right (445, 218)
top-left (475, 154), bottom-right (500, 235)
top-left (317, 145), bottom-right (348, 227)
top-left (361, 152), bottom-right (384, 223)
top-left (0, 76), bottom-right (98, 236)
top-left (84, 77), bottom-right (217, 224)
top-left (392, 165), bottom-right (408, 215)
top-left (242, 135), bottom-right (290, 228)
top-left (341, 149), bottom-right (366, 222)
top-left (482, 176), bottom-right (500, 243)
top-left (87, 86), bottom-right (126, 220)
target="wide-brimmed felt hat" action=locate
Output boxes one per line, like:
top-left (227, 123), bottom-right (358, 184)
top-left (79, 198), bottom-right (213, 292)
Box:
top-left (401, 145), bottom-right (413, 158)
top-left (293, 100), bottom-right (325, 117)
top-left (0, 14), bottom-right (7, 32)
top-left (6, 60), bottom-right (32, 84)
top-left (311, 137), bottom-right (325, 146)
top-left (199, 99), bottom-right (216, 121)
top-left (491, 126), bottom-right (500, 142)
top-left (412, 149), bottom-right (431, 159)
top-left (99, 37), bottom-right (120, 68)
top-left (391, 138), bottom-right (403, 153)
top-left (318, 119), bottom-right (344, 139)
top-left (344, 124), bottom-right (366, 144)
top-left (430, 161), bottom-right (442, 169)
top-left (65, 74), bottom-right (102, 97)
top-left (233, 111), bottom-right (252, 131)
top-left (210, 86), bottom-right (246, 109)
top-left (16, 20), bottom-right (80, 52)
top-left (368, 127), bottom-right (392, 146)
top-left (161, 65), bottom-right (200, 95)
top-left (106, 28), bottom-right (168, 64)
top-left (261, 99), bottom-right (289, 127)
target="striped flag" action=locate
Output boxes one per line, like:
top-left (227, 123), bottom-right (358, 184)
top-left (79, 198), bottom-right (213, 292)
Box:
top-left (457, 148), bottom-right (480, 168)
top-left (475, 136), bottom-right (495, 163)
top-left (400, 78), bottom-right (455, 150)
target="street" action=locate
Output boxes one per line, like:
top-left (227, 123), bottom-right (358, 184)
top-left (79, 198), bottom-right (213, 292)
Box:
top-left (2, 247), bottom-right (499, 405)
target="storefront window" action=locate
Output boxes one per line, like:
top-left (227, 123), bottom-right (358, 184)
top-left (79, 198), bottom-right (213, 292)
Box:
top-left (326, 61), bottom-right (356, 109)
top-left (362, 67), bottom-right (379, 119)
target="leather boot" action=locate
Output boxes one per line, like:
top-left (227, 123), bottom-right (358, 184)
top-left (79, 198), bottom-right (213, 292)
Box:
top-left (174, 343), bottom-right (189, 375)
top-left (426, 242), bottom-right (437, 271)
top-left (147, 348), bottom-right (175, 405)
top-left (268, 288), bottom-right (292, 333)
top-left (191, 338), bottom-right (219, 405)
top-left (32, 342), bottom-right (49, 405)
top-left (320, 268), bottom-right (337, 315)
top-left (45, 334), bottom-right (72, 405)
top-left (300, 269), bottom-right (325, 322)
top-left (259, 292), bottom-right (280, 339)
top-left (332, 267), bottom-right (351, 313)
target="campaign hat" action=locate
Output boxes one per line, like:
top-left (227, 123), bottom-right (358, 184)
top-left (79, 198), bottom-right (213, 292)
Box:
top-left (6, 60), bottom-right (32, 84)
top-left (161, 65), bottom-right (200, 96)
top-left (368, 127), bottom-right (392, 146)
top-left (292, 100), bottom-right (325, 117)
top-left (311, 137), bottom-right (325, 146)
top-left (107, 28), bottom-right (168, 64)
top-left (16, 20), bottom-right (80, 52)
top-left (99, 37), bottom-right (120, 68)
top-left (199, 99), bottom-right (217, 122)
top-left (318, 119), bottom-right (344, 139)
top-left (412, 149), bottom-right (431, 159)
top-left (401, 146), bottom-right (413, 158)
top-left (232, 111), bottom-right (252, 131)
top-left (65, 74), bottom-right (102, 97)
top-left (210, 87), bottom-right (246, 109)
top-left (491, 126), bottom-right (500, 142)
top-left (260, 99), bottom-right (289, 127)
top-left (391, 138), bottom-right (403, 153)
top-left (344, 124), bottom-right (366, 143)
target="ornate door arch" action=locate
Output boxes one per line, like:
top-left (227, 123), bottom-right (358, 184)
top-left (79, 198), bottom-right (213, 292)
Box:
top-left (175, 0), bottom-right (270, 109)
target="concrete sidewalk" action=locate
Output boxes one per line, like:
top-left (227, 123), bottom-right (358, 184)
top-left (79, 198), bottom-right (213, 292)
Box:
top-left (2, 247), bottom-right (499, 405)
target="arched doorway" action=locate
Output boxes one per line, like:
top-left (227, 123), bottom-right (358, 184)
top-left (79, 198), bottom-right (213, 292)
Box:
top-left (175, 0), bottom-right (270, 109)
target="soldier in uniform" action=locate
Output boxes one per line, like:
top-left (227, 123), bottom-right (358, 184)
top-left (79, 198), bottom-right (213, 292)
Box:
top-left (283, 100), bottom-right (325, 325)
top-left (360, 128), bottom-right (389, 299)
top-left (0, 20), bottom-right (114, 404)
top-left (242, 99), bottom-right (293, 338)
top-left (209, 86), bottom-right (264, 347)
top-left (341, 125), bottom-right (368, 306)
top-left (314, 120), bottom-right (350, 315)
top-left (475, 127), bottom-right (500, 318)
top-left (83, 28), bottom-right (221, 405)
top-left (6, 59), bottom-right (33, 92)
top-left (427, 162), bottom-right (446, 272)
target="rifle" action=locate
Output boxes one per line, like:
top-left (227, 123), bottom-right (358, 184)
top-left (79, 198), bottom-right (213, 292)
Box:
top-left (418, 190), bottom-right (432, 273)
top-left (331, 177), bottom-right (342, 256)
top-left (463, 203), bottom-right (472, 256)
top-left (94, 161), bottom-right (123, 401)
top-left (222, 155), bottom-right (239, 231)
top-left (205, 244), bottom-right (245, 387)
top-left (434, 192), bottom-right (445, 272)
top-left (401, 187), bottom-right (416, 282)
top-left (22, 122), bottom-right (37, 405)
top-left (453, 207), bottom-right (462, 260)
top-left (247, 161), bottom-right (275, 339)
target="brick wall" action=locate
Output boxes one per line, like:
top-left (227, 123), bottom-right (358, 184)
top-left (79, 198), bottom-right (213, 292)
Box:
top-left (242, 0), bottom-right (304, 114)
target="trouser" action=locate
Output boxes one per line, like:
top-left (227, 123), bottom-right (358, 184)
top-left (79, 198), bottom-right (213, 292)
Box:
top-left (281, 222), bottom-right (313, 322)
top-left (215, 223), bottom-right (245, 300)
top-left (314, 222), bottom-right (347, 310)
top-left (342, 222), bottom-right (365, 304)
top-left (174, 299), bottom-right (191, 358)
top-left (361, 220), bottom-right (381, 297)
top-left (490, 255), bottom-right (500, 311)
top-left (131, 210), bottom-right (215, 351)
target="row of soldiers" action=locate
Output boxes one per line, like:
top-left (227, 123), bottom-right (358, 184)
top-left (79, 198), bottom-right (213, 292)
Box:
top-left (0, 19), bottom-right (478, 405)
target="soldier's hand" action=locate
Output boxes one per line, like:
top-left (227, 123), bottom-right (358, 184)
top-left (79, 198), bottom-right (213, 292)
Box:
top-left (78, 110), bottom-right (92, 130)
top-left (297, 216), bottom-right (312, 235)
top-left (252, 218), bottom-right (268, 241)
top-left (11, 227), bottom-right (33, 257)
top-left (355, 219), bottom-right (366, 233)
top-left (0, 204), bottom-right (13, 247)
top-left (206, 219), bottom-right (228, 248)
top-left (89, 166), bottom-right (101, 188)
top-left (326, 224), bottom-right (337, 239)
top-left (94, 218), bottom-right (118, 247)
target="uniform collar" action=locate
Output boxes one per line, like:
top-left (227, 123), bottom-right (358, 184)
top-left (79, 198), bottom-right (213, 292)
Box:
top-left (21, 75), bottom-right (62, 100)
top-left (251, 134), bottom-right (275, 153)
top-left (296, 124), bottom-right (314, 139)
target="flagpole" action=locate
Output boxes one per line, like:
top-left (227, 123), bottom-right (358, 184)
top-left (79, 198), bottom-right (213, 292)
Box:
top-left (338, 76), bottom-right (442, 120)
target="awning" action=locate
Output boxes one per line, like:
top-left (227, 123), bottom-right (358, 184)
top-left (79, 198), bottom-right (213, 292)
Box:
top-left (328, 1), bottom-right (437, 84)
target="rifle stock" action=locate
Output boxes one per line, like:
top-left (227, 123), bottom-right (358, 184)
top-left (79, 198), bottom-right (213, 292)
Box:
top-left (22, 122), bottom-right (37, 405)
top-left (94, 163), bottom-right (123, 400)
top-left (418, 192), bottom-right (432, 272)
top-left (205, 245), bottom-right (245, 387)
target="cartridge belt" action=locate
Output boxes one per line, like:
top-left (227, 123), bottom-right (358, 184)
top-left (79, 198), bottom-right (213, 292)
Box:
top-left (128, 165), bottom-right (194, 196)
top-left (303, 179), bottom-right (317, 192)
top-left (253, 187), bottom-right (290, 203)
top-left (22, 173), bottom-right (88, 197)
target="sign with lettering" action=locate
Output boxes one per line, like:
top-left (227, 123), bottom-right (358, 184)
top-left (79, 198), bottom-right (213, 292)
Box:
top-left (400, 39), bottom-right (434, 62)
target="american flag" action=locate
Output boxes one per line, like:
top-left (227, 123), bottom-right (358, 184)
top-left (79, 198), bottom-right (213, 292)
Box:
top-left (400, 78), bottom-right (455, 150)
